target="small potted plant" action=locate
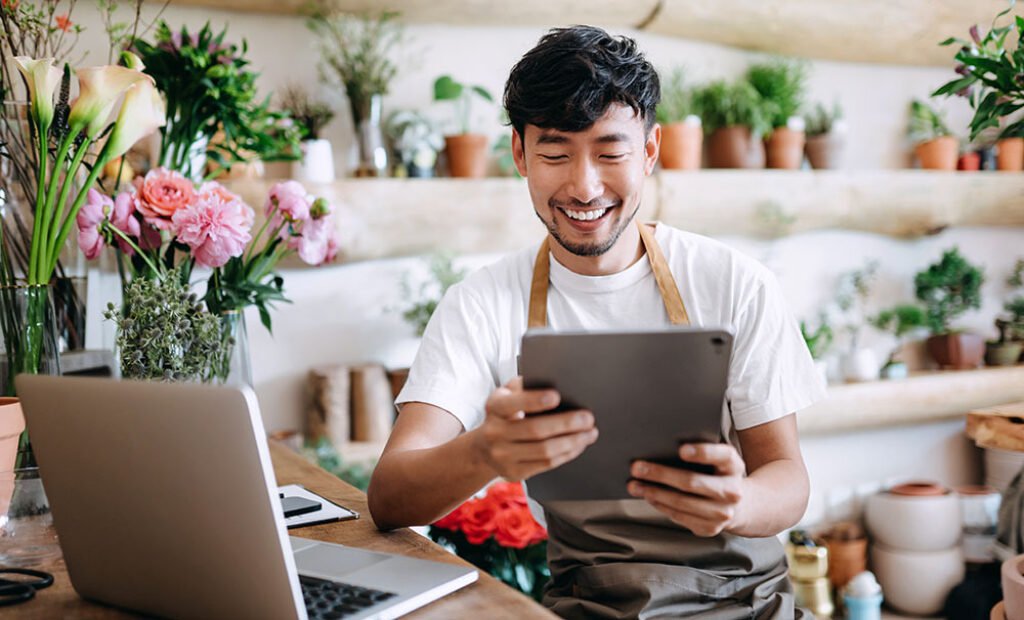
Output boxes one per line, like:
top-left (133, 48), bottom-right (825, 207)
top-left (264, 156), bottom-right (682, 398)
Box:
top-left (987, 319), bottom-right (1024, 366)
top-left (907, 99), bottom-right (958, 170)
top-left (804, 102), bottom-right (845, 170)
top-left (386, 110), bottom-right (443, 178)
top-left (800, 314), bottom-right (833, 386)
top-left (692, 80), bottom-right (770, 169)
top-left (915, 247), bottom-right (986, 369)
top-left (835, 261), bottom-right (881, 382)
top-left (933, 4), bottom-right (1024, 172)
top-left (280, 84), bottom-right (336, 184)
top-left (656, 68), bottom-right (703, 170)
top-left (998, 258), bottom-right (1024, 359)
top-left (434, 75), bottom-right (494, 178)
top-left (870, 305), bottom-right (927, 379)
top-left (747, 59), bottom-right (808, 170)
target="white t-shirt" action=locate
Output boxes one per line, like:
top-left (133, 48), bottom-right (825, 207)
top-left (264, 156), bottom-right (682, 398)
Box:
top-left (397, 223), bottom-right (826, 448)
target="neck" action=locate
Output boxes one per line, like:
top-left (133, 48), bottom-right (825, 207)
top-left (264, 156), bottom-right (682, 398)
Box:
top-left (549, 223), bottom-right (646, 276)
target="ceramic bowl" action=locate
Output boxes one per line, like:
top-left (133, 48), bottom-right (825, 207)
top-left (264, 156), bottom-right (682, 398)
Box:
top-left (870, 543), bottom-right (964, 616)
top-left (865, 486), bottom-right (962, 552)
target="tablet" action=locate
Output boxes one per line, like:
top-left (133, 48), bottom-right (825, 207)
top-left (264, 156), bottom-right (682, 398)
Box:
top-left (520, 327), bottom-right (732, 502)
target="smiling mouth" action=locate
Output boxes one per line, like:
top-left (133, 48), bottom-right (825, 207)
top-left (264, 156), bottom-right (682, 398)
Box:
top-left (559, 206), bottom-right (613, 222)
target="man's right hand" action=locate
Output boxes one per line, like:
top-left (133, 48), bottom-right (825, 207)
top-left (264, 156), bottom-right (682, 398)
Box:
top-left (471, 376), bottom-right (599, 481)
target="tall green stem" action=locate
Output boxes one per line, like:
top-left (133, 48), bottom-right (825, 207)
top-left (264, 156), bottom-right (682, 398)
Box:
top-left (44, 133), bottom-right (91, 266)
top-left (36, 131), bottom-right (77, 276)
top-left (29, 127), bottom-right (49, 285)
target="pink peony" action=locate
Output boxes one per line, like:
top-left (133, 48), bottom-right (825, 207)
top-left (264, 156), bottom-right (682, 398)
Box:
top-left (171, 190), bottom-right (254, 268)
top-left (265, 180), bottom-right (310, 223)
top-left (200, 181), bottom-right (253, 229)
top-left (289, 215), bottom-right (340, 265)
top-left (133, 167), bottom-right (195, 229)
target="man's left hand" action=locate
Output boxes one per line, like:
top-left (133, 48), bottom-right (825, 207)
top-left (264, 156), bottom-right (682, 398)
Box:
top-left (627, 443), bottom-right (747, 537)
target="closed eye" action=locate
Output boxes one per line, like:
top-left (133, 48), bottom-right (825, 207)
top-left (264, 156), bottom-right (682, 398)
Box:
top-left (600, 153), bottom-right (627, 160)
top-left (540, 154), bottom-right (568, 161)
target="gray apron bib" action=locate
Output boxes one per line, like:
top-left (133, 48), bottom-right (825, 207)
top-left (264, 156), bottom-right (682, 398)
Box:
top-left (527, 223), bottom-right (805, 619)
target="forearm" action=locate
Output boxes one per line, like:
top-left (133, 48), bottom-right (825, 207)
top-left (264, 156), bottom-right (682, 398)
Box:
top-left (367, 429), bottom-right (497, 530)
top-left (729, 458), bottom-right (809, 538)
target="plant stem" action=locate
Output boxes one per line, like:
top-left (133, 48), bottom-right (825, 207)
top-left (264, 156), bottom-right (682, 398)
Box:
top-left (105, 224), bottom-right (161, 276)
top-left (37, 130), bottom-right (77, 278)
top-left (44, 133), bottom-right (91, 266)
top-left (29, 127), bottom-right (49, 285)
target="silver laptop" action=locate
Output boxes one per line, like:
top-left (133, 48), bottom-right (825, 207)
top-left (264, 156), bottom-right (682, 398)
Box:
top-left (16, 375), bottom-right (477, 620)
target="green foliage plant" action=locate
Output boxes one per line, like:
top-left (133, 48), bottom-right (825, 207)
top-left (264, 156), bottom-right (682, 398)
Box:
top-left (656, 67), bottom-right (700, 125)
top-left (401, 252), bottom-right (467, 336)
top-left (691, 80), bottom-right (770, 136)
top-left (433, 75), bottom-right (494, 135)
top-left (746, 59), bottom-right (808, 129)
top-left (871, 304), bottom-right (927, 363)
top-left (800, 314), bottom-right (834, 360)
top-left (907, 99), bottom-right (953, 144)
top-left (914, 247), bottom-right (985, 335)
top-left (933, 1), bottom-right (1024, 141)
top-left (804, 101), bottom-right (843, 137)
top-left (104, 265), bottom-right (228, 382)
top-left (279, 84), bottom-right (335, 140)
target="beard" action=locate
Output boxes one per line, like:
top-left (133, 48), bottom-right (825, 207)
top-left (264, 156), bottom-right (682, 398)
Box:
top-left (537, 199), bottom-right (640, 257)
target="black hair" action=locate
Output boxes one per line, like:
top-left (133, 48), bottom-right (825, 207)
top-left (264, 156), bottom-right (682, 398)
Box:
top-left (503, 25), bottom-right (660, 139)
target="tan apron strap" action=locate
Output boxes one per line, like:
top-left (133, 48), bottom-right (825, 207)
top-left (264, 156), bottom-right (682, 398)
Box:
top-left (638, 222), bottom-right (690, 326)
top-left (528, 222), bottom-right (690, 328)
top-left (528, 238), bottom-right (551, 329)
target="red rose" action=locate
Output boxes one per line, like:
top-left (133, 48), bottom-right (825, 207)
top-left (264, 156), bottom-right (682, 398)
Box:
top-left (486, 481), bottom-right (528, 509)
top-left (494, 505), bottom-right (537, 549)
top-left (433, 503), bottom-right (465, 531)
top-left (460, 499), bottom-right (497, 545)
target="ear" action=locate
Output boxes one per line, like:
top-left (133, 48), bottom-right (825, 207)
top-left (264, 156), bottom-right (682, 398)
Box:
top-left (512, 129), bottom-right (528, 178)
top-left (644, 123), bottom-right (661, 176)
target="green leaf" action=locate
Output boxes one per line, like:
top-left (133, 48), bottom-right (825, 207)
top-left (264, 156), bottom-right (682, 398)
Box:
top-left (433, 75), bottom-right (463, 101)
top-left (471, 85), bottom-right (493, 102)
top-left (932, 76), bottom-right (976, 98)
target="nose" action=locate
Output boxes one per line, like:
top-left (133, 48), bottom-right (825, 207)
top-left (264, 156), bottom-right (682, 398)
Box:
top-left (566, 158), bottom-right (604, 205)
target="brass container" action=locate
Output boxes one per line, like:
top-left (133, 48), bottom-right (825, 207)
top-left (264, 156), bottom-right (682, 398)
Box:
top-left (787, 541), bottom-right (829, 581)
top-left (793, 577), bottom-right (835, 618)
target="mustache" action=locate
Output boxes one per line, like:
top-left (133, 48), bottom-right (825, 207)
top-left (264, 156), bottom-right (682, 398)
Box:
top-left (549, 198), bottom-right (620, 210)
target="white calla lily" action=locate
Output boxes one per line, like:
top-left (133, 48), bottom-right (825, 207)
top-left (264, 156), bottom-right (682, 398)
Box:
top-left (14, 56), bottom-right (61, 129)
top-left (69, 65), bottom-right (148, 139)
top-left (103, 77), bottom-right (166, 161)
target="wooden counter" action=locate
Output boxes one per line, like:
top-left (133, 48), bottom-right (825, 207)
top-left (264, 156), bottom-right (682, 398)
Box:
top-left (9, 441), bottom-right (555, 619)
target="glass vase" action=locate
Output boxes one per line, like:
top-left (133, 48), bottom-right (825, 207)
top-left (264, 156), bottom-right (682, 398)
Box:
top-left (0, 466), bottom-right (60, 567)
top-left (351, 93), bottom-right (388, 177)
top-left (214, 311), bottom-right (253, 387)
top-left (0, 285), bottom-right (61, 397)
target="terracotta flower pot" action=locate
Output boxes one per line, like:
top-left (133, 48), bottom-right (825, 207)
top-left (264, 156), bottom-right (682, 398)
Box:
top-left (0, 398), bottom-right (25, 516)
top-left (915, 136), bottom-right (958, 171)
top-left (805, 133), bottom-right (843, 170)
top-left (765, 127), bottom-right (806, 170)
top-left (958, 152), bottom-right (981, 171)
top-left (707, 126), bottom-right (764, 169)
top-left (997, 137), bottom-right (1024, 172)
top-left (444, 134), bottom-right (489, 178)
top-left (821, 522), bottom-right (867, 590)
top-left (926, 333), bottom-right (986, 369)
top-left (659, 121), bottom-right (702, 170)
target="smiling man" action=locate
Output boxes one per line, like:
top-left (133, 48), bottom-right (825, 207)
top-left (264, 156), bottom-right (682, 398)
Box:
top-left (368, 25), bottom-right (825, 619)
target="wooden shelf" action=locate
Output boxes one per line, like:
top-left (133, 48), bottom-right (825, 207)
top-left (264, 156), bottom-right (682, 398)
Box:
top-left (797, 365), bottom-right (1024, 435)
top-left (224, 171), bottom-right (1024, 266)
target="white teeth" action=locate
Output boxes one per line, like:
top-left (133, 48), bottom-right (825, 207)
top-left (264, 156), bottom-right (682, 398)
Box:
top-left (564, 208), bottom-right (607, 221)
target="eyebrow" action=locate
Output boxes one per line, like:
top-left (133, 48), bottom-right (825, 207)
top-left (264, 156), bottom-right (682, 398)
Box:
top-left (534, 132), bottom-right (631, 145)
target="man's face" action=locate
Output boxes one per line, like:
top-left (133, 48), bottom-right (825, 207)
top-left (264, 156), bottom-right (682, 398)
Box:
top-left (512, 104), bottom-right (660, 258)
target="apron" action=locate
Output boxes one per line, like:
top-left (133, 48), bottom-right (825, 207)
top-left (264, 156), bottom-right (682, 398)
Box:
top-left (527, 222), bottom-right (805, 620)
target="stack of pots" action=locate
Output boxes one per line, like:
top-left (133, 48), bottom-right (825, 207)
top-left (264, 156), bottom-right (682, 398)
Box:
top-left (865, 482), bottom-right (965, 616)
top-left (956, 485), bottom-right (1002, 564)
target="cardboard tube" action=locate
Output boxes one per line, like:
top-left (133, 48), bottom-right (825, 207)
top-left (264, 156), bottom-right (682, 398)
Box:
top-left (306, 365), bottom-right (351, 447)
top-left (351, 363), bottom-right (396, 442)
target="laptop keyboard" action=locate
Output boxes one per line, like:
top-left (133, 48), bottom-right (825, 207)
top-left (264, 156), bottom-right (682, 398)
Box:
top-left (301, 575), bottom-right (398, 619)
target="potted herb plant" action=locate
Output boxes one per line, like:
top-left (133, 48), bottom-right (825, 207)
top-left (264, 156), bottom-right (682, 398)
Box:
top-left (434, 75), bottom-right (494, 178)
top-left (871, 305), bottom-right (927, 379)
top-left (385, 110), bottom-right (443, 178)
top-left (907, 99), bottom-right (958, 170)
top-left (656, 68), bottom-right (702, 170)
top-left (692, 80), bottom-right (769, 169)
top-left (804, 102), bottom-right (845, 170)
top-left (280, 84), bottom-right (336, 184)
top-left (747, 59), bottom-right (808, 170)
top-left (933, 2), bottom-right (1024, 172)
top-left (308, 10), bottom-right (404, 177)
top-left (800, 314), bottom-right (833, 386)
top-left (915, 247), bottom-right (986, 369)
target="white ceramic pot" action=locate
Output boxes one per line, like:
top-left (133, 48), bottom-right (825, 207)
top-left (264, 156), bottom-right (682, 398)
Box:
top-left (870, 543), bottom-right (964, 616)
top-left (864, 488), bottom-right (962, 552)
top-left (985, 447), bottom-right (1024, 493)
top-left (292, 138), bottom-right (335, 184)
top-left (1003, 555), bottom-right (1024, 620)
top-left (841, 348), bottom-right (879, 382)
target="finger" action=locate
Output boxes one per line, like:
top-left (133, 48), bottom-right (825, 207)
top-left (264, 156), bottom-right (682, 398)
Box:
top-left (644, 497), bottom-right (725, 538)
top-left (627, 481), bottom-right (737, 523)
top-left (486, 385), bottom-right (560, 420)
top-left (520, 430), bottom-right (599, 473)
top-left (512, 429), bottom-right (599, 462)
top-left (630, 461), bottom-right (741, 502)
top-left (503, 409), bottom-right (594, 441)
top-left (678, 443), bottom-right (745, 476)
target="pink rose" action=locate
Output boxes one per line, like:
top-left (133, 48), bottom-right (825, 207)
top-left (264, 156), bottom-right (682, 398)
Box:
top-left (76, 189), bottom-right (109, 260)
top-left (265, 180), bottom-right (310, 223)
top-left (133, 167), bottom-right (196, 228)
top-left (171, 190), bottom-right (254, 268)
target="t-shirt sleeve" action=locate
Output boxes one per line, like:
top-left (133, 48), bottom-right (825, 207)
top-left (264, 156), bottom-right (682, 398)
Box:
top-left (395, 282), bottom-right (498, 431)
top-left (726, 272), bottom-right (827, 431)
